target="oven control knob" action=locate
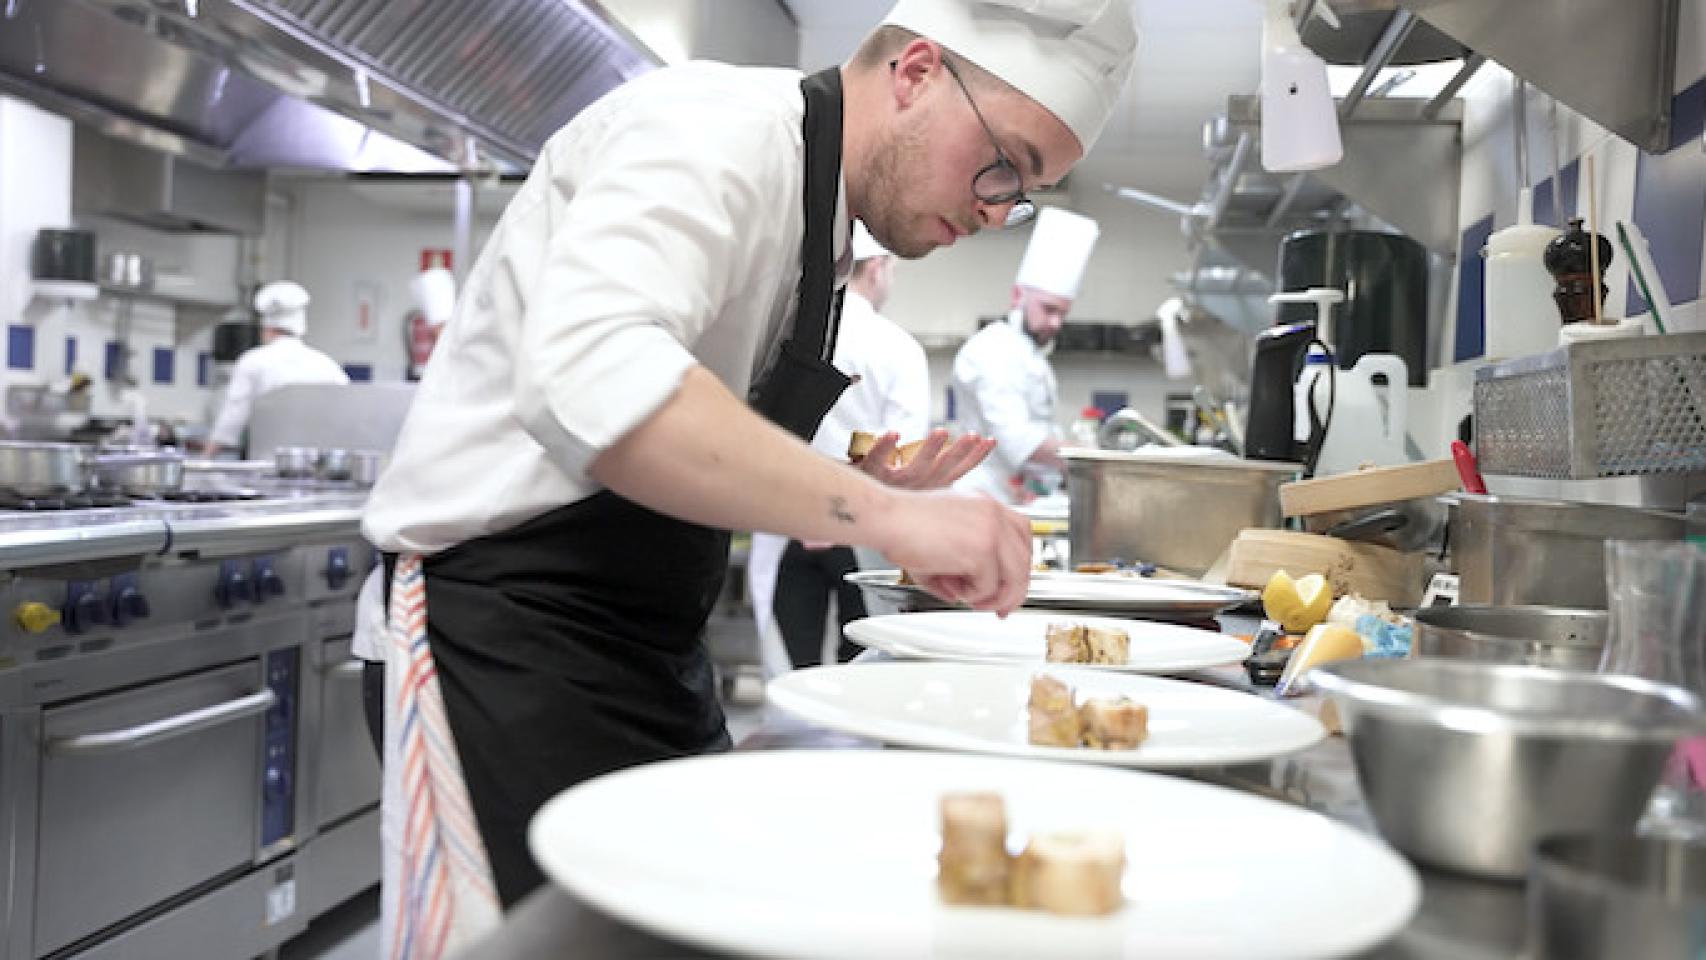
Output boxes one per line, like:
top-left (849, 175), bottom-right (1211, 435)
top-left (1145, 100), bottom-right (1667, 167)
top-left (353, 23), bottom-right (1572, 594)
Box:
top-left (64, 591), bottom-right (105, 634)
top-left (264, 765), bottom-right (291, 800)
top-left (15, 602), bottom-right (61, 635)
top-left (111, 587), bottom-right (150, 626)
top-left (215, 566), bottom-right (254, 609)
top-left (257, 567), bottom-right (286, 601)
top-left (324, 549), bottom-right (350, 590)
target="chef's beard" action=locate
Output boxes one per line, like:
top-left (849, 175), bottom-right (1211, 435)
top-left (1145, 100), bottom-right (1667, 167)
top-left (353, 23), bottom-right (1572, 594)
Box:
top-left (860, 125), bottom-right (939, 260)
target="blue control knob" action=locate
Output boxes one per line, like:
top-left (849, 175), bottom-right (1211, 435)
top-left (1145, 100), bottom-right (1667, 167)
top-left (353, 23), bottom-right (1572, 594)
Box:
top-left (324, 548), bottom-right (350, 590)
top-left (215, 564), bottom-right (255, 609)
top-left (63, 588), bottom-right (105, 635)
top-left (256, 565), bottom-right (286, 601)
top-left (110, 586), bottom-right (150, 627)
top-left (264, 765), bottom-right (290, 799)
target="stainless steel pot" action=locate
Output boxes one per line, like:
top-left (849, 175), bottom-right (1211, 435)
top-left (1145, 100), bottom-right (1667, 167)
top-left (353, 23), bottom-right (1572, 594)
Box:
top-left (88, 448), bottom-right (183, 496)
top-left (1415, 605), bottom-right (1608, 671)
top-left (1528, 833), bottom-right (1706, 960)
top-left (274, 447), bottom-right (320, 478)
top-left (1448, 493), bottom-right (1685, 608)
top-left (319, 449), bottom-right (352, 482)
top-left (1064, 449), bottom-right (1299, 575)
top-left (0, 442), bottom-right (91, 495)
top-left (345, 450), bottom-right (382, 487)
top-left (1313, 658), bottom-right (1706, 878)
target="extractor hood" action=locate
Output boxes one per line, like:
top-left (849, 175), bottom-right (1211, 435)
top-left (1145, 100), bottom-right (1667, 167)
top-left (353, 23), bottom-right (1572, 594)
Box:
top-left (0, 0), bottom-right (660, 174)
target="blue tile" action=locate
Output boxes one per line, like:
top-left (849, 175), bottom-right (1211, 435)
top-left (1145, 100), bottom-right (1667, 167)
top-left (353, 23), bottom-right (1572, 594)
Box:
top-left (7, 326), bottom-right (34, 371)
top-left (197, 352), bottom-right (210, 387)
top-left (1454, 214), bottom-right (1495, 362)
top-left (104, 341), bottom-right (120, 381)
top-left (1670, 74), bottom-right (1706, 152)
top-left (152, 347), bottom-right (174, 385)
top-left (1628, 141), bottom-right (1706, 316)
top-left (63, 336), bottom-right (76, 376)
top-left (343, 364), bottom-right (372, 383)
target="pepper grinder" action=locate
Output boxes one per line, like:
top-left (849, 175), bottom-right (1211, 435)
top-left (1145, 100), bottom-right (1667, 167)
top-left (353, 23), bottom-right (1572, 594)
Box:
top-left (1543, 218), bottom-right (1615, 325)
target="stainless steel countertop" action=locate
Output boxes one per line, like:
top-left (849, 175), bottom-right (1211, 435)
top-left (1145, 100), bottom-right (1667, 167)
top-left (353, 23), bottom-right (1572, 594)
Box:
top-left (0, 492), bottom-right (367, 569)
top-left (457, 654), bottom-right (1532, 960)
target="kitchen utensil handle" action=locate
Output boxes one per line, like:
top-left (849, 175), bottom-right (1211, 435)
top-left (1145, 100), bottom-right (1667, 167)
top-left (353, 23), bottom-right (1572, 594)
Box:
top-left (47, 689), bottom-right (277, 756)
top-left (324, 659), bottom-right (367, 679)
top-left (1451, 441), bottom-right (1488, 495)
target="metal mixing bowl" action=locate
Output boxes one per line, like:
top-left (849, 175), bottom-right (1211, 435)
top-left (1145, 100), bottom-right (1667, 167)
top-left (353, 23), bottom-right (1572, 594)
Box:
top-left (1414, 605), bottom-right (1608, 671)
top-left (1528, 833), bottom-right (1706, 959)
top-left (1313, 658), bottom-right (1706, 878)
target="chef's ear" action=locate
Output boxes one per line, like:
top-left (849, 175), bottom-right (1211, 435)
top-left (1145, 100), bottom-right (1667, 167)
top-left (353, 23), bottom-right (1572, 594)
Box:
top-left (887, 38), bottom-right (944, 109)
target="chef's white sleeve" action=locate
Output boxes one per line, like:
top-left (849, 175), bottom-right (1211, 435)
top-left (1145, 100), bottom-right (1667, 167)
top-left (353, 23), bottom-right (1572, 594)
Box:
top-left (889, 337), bottom-right (932, 442)
top-left (959, 352), bottom-right (1049, 471)
top-left (512, 108), bottom-right (789, 475)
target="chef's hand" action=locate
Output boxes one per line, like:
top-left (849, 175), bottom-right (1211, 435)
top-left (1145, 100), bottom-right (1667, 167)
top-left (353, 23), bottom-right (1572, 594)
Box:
top-left (874, 489), bottom-right (1031, 616)
top-left (856, 430), bottom-right (995, 491)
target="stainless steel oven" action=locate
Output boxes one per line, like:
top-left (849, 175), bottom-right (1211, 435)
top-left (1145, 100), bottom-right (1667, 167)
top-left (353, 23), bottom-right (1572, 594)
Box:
top-left (0, 547), bottom-right (310, 960)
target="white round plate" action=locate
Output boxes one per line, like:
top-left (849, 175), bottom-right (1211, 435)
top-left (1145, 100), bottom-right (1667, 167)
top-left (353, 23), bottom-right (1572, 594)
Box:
top-left (844, 611), bottom-right (1250, 673)
top-left (529, 750), bottom-right (1420, 960)
top-left (845, 570), bottom-right (1253, 616)
top-left (767, 662), bottom-right (1325, 768)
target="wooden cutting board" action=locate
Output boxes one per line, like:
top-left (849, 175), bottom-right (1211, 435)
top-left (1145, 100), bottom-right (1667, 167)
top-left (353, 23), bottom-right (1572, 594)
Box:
top-left (1278, 459), bottom-right (1462, 518)
top-left (1226, 529), bottom-right (1426, 606)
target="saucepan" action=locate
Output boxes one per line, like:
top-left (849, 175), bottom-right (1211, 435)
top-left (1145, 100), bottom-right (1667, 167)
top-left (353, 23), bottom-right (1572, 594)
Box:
top-left (274, 446), bottom-right (321, 478)
top-left (87, 447), bottom-right (184, 496)
top-left (0, 442), bottom-right (92, 496)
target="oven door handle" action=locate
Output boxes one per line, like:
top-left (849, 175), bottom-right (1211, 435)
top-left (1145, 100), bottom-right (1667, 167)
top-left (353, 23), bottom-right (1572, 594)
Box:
top-left (324, 659), bottom-right (366, 679)
top-left (47, 689), bottom-right (278, 757)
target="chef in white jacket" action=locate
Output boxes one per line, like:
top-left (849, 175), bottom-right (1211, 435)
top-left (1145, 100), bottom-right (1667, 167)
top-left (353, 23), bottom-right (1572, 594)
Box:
top-left (751, 221), bottom-right (931, 671)
top-left (360, 0), bottom-right (1136, 945)
top-left (951, 205), bottom-right (1100, 504)
top-left (204, 281), bottom-right (349, 458)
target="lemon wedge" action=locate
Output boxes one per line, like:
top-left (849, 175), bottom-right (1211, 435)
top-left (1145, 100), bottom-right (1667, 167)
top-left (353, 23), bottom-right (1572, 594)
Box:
top-left (1276, 623), bottom-right (1365, 696)
top-left (1261, 570), bottom-right (1334, 633)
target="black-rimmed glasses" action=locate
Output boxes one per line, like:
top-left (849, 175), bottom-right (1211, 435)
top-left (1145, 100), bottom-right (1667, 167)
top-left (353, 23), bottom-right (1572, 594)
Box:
top-left (895, 58), bottom-right (1036, 229)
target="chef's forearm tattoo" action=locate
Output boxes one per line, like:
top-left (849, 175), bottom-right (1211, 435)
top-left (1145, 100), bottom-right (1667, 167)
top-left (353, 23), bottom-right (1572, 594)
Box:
top-left (830, 496), bottom-right (856, 524)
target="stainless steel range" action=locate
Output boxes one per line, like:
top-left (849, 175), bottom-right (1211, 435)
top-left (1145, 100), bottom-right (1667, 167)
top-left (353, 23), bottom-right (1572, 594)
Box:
top-left (0, 493), bottom-right (378, 960)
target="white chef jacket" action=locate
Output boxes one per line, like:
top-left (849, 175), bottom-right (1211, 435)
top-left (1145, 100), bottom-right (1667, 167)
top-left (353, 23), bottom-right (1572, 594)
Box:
top-left (950, 310), bottom-right (1058, 504)
top-left (207, 336), bottom-right (350, 447)
top-left (363, 62), bottom-right (851, 554)
top-left (810, 290), bottom-right (931, 460)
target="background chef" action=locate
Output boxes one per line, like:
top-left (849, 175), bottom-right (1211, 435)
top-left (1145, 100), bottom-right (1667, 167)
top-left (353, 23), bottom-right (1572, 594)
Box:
top-left (950, 206), bottom-right (1100, 504)
top-left (204, 280), bottom-right (350, 459)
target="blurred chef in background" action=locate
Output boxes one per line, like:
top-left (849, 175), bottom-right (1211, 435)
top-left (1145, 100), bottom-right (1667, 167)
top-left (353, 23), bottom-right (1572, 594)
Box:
top-left (751, 221), bottom-right (931, 670)
top-left (405, 266), bottom-right (457, 381)
top-left (951, 206), bottom-right (1100, 504)
top-left (204, 280), bottom-right (350, 459)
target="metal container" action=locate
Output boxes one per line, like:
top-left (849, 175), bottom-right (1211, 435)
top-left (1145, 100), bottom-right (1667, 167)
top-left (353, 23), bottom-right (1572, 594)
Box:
top-left (1414, 605), bottom-right (1608, 671)
top-left (1528, 833), bottom-right (1706, 959)
top-left (1313, 658), bottom-right (1706, 878)
top-left (274, 446), bottom-right (320, 478)
top-left (1064, 450), bottom-right (1299, 575)
top-left (1448, 493), bottom-right (1684, 608)
top-left (319, 448), bottom-right (352, 482)
top-left (345, 450), bottom-right (382, 487)
top-left (0, 442), bottom-right (90, 495)
top-left (87, 448), bottom-right (183, 496)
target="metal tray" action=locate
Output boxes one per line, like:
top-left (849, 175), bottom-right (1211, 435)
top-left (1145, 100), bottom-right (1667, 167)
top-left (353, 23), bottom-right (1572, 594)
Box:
top-left (846, 569), bottom-right (1254, 617)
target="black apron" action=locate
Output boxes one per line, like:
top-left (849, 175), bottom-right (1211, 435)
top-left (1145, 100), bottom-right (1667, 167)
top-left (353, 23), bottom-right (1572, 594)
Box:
top-left (420, 67), bottom-right (853, 908)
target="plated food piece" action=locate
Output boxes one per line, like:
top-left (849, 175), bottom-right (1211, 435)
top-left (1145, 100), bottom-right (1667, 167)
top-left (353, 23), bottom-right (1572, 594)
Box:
top-left (1009, 830), bottom-right (1127, 917)
top-left (938, 791), bottom-right (1126, 917)
top-left (938, 792), bottom-right (1011, 906)
top-left (1027, 675), bottom-right (1150, 750)
top-left (1044, 622), bottom-right (1131, 665)
top-left (1079, 697), bottom-right (1149, 750)
top-left (1026, 675), bottom-right (1083, 748)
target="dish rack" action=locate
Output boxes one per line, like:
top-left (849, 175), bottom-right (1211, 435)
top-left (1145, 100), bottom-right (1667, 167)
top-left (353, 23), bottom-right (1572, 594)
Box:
top-left (1473, 332), bottom-right (1706, 479)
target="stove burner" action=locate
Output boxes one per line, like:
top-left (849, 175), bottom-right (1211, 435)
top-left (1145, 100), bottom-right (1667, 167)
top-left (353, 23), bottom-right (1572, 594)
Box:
top-left (0, 493), bottom-right (134, 511)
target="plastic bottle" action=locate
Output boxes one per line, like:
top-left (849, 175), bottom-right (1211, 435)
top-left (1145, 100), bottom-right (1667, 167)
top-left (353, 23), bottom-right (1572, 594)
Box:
top-left (1069, 406), bottom-right (1103, 450)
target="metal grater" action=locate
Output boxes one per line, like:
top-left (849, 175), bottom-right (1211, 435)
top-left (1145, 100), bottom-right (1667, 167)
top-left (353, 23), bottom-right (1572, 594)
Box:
top-left (1473, 332), bottom-right (1706, 479)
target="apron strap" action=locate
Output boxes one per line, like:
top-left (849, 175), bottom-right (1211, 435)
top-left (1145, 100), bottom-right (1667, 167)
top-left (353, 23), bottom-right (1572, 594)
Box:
top-left (748, 67), bottom-right (853, 441)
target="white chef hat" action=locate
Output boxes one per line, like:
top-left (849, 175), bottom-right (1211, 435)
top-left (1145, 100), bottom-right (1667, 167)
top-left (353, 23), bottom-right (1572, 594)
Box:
top-left (254, 280), bottom-right (310, 336)
top-left (1014, 206), bottom-right (1099, 298)
top-left (881, 0), bottom-right (1138, 152)
top-left (851, 221), bottom-right (893, 262)
top-left (409, 266), bottom-right (457, 328)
